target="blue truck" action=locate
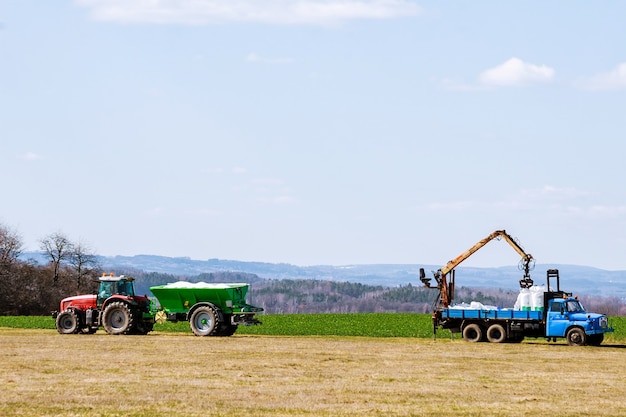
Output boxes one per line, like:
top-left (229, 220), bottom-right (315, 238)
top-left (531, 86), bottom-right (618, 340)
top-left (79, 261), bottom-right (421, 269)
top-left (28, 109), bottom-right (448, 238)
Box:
top-left (436, 269), bottom-right (612, 345)
top-left (420, 230), bottom-right (613, 346)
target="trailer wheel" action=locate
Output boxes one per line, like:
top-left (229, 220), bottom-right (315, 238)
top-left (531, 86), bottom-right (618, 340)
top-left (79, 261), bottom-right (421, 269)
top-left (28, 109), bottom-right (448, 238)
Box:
top-left (566, 327), bottom-right (587, 346)
top-left (462, 323), bottom-right (483, 343)
top-left (102, 302), bottom-right (135, 335)
top-left (189, 306), bottom-right (220, 336)
top-left (56, 310), bottom-right (80, 334)
top-left (486, 323), bottom-right (507, 343)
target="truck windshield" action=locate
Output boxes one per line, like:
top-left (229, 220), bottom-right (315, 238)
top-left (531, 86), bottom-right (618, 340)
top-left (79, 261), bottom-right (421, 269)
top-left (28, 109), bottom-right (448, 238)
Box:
top-left (566, 300), bottom-right (584, 313)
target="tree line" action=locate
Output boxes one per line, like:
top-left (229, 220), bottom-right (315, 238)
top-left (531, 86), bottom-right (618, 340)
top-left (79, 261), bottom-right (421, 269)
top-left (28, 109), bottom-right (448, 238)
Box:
top-left (1, 222), bottom-right (624, 316)
top-left (0, 223), bottom-right (102, 315)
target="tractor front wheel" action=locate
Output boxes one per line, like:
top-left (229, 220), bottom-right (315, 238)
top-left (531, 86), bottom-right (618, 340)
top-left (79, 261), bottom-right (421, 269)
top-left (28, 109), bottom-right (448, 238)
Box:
top-left (56, 310), bottom-right (80, 334)
top-left (102, 302), bottom-right (135, 335)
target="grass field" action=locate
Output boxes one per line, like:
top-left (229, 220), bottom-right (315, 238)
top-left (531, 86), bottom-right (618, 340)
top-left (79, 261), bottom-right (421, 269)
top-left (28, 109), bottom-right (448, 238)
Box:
top-left (1, 327), bottom-right (626, 417)
top-left (1, 314), bottom-right (626, 416)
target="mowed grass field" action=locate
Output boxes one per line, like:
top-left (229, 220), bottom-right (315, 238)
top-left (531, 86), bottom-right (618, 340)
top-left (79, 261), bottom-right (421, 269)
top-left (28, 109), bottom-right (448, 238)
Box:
top-left (2, 314), bottom-right (626, 416)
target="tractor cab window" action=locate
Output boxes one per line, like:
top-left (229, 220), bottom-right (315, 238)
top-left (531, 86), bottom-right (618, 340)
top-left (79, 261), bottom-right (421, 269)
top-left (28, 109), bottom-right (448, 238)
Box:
top-left (97, 282), bottom-right (113, 307)
top-left (99, 282), bottom-right (113, 299)
top-left (116, 280), bottom-right (134, 297)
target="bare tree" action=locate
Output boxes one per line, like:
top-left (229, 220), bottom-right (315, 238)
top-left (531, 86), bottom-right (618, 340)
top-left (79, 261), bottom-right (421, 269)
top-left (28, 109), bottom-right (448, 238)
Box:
top-left (68, 241), bottom-right (100, 290)
top-left (0, 223), bottom-right (24, 311)
top-left (40, 232), bottom-right (73, 285)
top-left (0, 223), bottom-right (22, 268)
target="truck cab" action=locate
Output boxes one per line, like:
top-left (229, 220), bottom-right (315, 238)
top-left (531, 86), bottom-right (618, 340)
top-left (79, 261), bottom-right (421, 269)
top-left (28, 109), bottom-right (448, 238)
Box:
top-left (545, 296), bottom-right (611, 345)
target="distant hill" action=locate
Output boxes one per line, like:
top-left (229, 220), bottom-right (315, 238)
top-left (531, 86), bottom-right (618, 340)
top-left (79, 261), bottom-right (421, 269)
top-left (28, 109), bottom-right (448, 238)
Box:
top-left (22, 252), bottom-right (626, 298)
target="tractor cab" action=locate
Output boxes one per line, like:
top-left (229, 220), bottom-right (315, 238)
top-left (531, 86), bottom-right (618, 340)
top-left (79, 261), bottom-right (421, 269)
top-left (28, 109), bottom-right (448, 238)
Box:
top-left (96, 275), bottom-right (136, 307)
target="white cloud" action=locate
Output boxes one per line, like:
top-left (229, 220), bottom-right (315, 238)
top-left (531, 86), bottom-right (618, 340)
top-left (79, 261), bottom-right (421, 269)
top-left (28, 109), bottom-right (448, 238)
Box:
top-left (19, 152), bottom-right (44, 161)
top-left (479, 57), bottom-right (555, 87)
top-left (75, 0), bottom-right (421, 25)
top-left (578, 62), bottom-right (626, 91)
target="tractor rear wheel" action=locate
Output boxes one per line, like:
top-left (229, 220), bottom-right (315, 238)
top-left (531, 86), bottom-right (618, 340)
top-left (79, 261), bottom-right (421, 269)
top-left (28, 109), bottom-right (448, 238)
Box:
top-left (189, 305), bottom-right (220, 336)
top-left (102, 302), bottom-right (135, 335)
top-left (56, 310), bottom-right (80, 334)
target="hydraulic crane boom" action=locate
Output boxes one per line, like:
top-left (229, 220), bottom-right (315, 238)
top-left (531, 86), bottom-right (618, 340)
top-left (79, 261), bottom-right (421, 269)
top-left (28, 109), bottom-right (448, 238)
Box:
top-left (419, 230), bottom-right (534, 308)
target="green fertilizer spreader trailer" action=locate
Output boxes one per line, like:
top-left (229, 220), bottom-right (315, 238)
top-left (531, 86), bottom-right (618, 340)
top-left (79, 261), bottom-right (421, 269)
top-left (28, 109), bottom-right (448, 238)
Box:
top-left (150, 281), bottom-right (263, 336)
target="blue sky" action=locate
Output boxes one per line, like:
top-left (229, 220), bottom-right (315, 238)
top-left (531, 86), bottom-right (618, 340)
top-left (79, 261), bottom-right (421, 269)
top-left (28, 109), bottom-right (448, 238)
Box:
top-left (2, 1), bottom-right (626, 269)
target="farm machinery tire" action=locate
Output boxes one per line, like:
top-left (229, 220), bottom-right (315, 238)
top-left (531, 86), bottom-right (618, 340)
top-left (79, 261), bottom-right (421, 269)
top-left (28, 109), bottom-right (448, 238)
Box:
top-left (486, 323), bottom-right (507, 343)
top-left (189, 305), bottom-right (221, 336)
top-left (566, 327), bottom-right (587, 346)
top-left (102, 301), bottom-right (135, 335)
top-left (56, 310), bottom-right (80, 334)
top-left (133, 319), bottom-right (154, 335)
top-left (462, 323), bottom-right (483, 343)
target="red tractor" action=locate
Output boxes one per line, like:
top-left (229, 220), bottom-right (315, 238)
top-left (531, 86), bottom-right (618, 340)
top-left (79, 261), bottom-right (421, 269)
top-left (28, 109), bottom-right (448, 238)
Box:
top-left (52, 274), bottom-right (154, 335)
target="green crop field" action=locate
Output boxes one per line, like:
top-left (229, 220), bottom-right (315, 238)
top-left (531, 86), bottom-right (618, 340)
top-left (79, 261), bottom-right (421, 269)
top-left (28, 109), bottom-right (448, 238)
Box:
top-left (1, 313), bottom-right (625, 340)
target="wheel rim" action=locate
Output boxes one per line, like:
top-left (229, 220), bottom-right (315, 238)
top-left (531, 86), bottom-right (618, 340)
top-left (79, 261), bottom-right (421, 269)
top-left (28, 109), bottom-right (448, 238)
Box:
top-left (194, 312), bottom-right (213, 332)
top-left (110, 310), bottom-right (127, 329)
top-left (61, 316), bottom-right (74, 330)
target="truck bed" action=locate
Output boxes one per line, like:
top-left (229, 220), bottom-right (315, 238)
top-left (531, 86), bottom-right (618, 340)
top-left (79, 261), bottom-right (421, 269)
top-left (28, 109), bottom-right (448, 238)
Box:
top-left (441, 308), bottom-right (543, 321)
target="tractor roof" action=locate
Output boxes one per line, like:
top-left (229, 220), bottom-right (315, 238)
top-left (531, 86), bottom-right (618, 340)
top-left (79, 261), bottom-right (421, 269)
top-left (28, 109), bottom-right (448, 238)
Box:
top-left (99, 274), bottom-right (134, 282)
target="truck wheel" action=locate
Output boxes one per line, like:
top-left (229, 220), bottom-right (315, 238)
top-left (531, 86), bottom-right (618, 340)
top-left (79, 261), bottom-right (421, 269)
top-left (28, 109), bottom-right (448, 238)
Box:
top-left (566, 327), bottom-right (587, 346)
top-left (486, 323), bottom-right (506, 343)
top-left (587, 333), bottom-right (604, 346)
top-left (56, 310), bottom-right (80, 334)
top-left (462, 323), bottom-right (483, 343)
top-left (102, 302), bottom-right (135, 335)
top-left (189, 306), bottom-right (220, 336)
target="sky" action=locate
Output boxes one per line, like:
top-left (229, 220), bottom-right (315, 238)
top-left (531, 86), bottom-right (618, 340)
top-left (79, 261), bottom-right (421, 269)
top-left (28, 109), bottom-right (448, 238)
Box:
top-left (1, 1), bottom-right (626, 270)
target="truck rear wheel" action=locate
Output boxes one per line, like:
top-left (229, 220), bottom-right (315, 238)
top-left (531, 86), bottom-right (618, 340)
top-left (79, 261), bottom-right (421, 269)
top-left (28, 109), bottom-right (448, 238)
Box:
top-left (189, 306), bottom-right (220, 336)
top-left (462, 323), bottom-right (483, 343)
top-left (566, 327), bottom-right (587, 346)
top-left (486, 323), bottom-right (507, 343)
top-left (102, 302), bottom-right (135, 335)
top-left (56, 310), bottom-right (80, 334)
